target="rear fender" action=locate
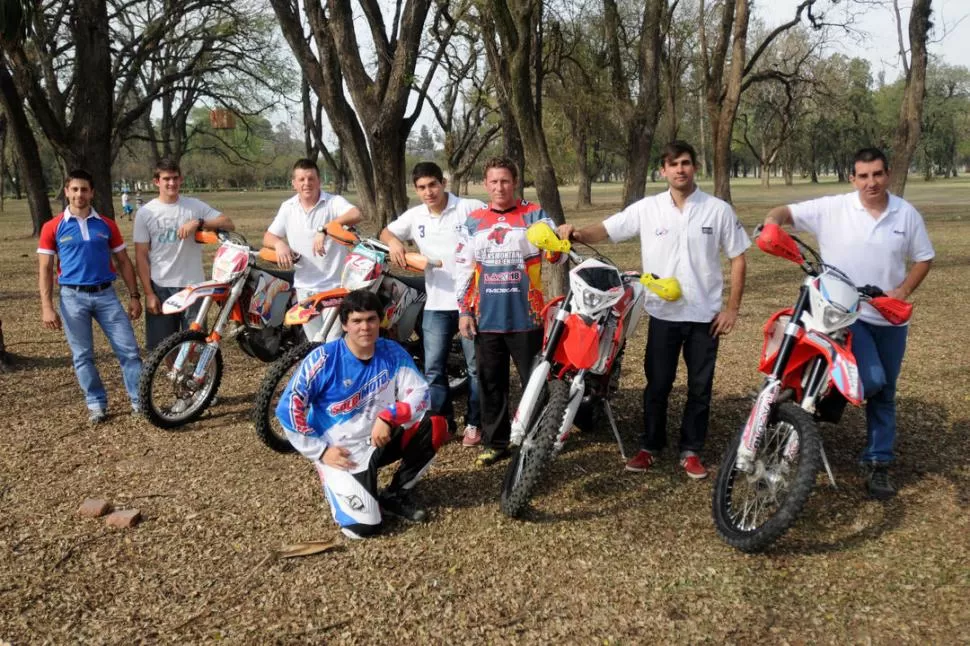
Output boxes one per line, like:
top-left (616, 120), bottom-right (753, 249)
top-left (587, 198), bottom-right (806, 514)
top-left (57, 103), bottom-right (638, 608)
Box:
top-left (162, 280), bottom-right (230, 314)
top-left (284, 288), bottom-right (349, 326)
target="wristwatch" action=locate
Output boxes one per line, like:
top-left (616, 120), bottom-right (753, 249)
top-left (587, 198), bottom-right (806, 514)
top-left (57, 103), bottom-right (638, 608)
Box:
top-left (197, 217), bottom-right (205, 231)
top-left (316, 225), bottom-right (327, 235)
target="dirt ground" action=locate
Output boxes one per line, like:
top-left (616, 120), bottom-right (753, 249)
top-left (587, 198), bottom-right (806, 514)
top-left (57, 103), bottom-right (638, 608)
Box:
top-left (1, 180), bottom-right (968, 644)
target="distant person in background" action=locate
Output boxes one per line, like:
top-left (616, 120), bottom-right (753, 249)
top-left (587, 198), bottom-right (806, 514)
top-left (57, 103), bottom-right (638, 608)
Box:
top-left (37, 169), bottom-right (143, 423)
top-left (135, 191), bottom-right (144, 211)
top-left (121, 189), bottom-right (133, 221)
top-left (133, 159), bottom-right (235, 350)
top-left (263, 158), bottom-right (362, 341)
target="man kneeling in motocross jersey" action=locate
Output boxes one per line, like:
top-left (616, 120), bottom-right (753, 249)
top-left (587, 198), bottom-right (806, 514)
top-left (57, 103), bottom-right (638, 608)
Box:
top-left (276, 289), bottom-right (449, 539)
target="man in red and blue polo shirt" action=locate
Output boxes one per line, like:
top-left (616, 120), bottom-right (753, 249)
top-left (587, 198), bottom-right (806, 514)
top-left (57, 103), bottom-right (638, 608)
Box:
top-left (38, 169), bottom-right (144, 423)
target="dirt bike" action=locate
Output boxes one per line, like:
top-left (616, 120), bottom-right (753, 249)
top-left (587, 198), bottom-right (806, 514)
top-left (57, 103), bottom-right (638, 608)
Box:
top-left (252, 220), bottom-right (469, 453)
top-left (138, 230), bottom-right (302, 428)
top-left (711, 223), bottom-right (914, 552)
top-left (499, 222), bottom-right (683, 518)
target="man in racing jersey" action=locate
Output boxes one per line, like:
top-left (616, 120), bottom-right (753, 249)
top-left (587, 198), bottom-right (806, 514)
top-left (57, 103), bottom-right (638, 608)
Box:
top-left (455, 156), bottom-right (564, 467)
top-left (276, 289), bottom-right (449, 539)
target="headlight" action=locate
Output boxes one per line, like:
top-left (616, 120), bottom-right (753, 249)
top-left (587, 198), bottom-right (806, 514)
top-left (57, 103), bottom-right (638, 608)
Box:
top-left (821, 305), bottom-right (855, 331)
top-left (582, 289), bottom-right (605, 310)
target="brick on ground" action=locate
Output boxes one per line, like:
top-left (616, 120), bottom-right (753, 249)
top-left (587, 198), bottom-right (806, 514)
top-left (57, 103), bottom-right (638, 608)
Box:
top-left (78, 498), bottom-right (112, 518)
top-left (104, 509), bottom-right (142, 529)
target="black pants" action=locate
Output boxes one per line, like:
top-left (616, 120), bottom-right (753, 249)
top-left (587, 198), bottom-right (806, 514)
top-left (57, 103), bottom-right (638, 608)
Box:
top-left (641, 317), bottom-right (719, 455)
top-left (476, 329), bottom-right (543, 451)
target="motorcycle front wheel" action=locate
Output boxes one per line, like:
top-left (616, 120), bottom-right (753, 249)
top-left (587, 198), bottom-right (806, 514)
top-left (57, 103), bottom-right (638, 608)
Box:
top-left (138, 330), bottom-right (223, 429)
top-left (500, 378), bottom-right (567, 519)
top-left (251, 340), bottom-right (321, 453)
top-left (712, 402), bottom-right (820, 552)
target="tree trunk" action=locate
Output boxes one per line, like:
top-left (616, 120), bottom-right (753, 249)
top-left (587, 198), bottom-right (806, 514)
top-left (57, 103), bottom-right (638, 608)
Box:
top-left (498, 100), bottom-right (525, 198)
top-left (709, 0), bottom-right (749, 204)
top-left (0, 62), bottom-right (52, 235)
top-left (574, 126), bottom-right (591, 208)
top-left (890, 0), bottom-right (932, 196)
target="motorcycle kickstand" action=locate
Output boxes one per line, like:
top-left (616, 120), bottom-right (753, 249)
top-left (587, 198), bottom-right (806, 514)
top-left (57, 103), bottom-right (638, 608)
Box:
top-left (819, 441), bottom-right (837, 488)
top-left (602, 400), bottom-right (627, 461)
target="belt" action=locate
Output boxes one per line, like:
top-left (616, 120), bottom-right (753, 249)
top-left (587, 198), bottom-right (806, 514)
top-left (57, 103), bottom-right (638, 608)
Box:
top-left (61, 281), bottom-right (114, 293)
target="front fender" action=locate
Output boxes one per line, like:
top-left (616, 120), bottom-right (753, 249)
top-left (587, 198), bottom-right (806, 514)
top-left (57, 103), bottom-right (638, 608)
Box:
top-left (799, 331), bottom-right (863, 405)
top-left (162, 280), bottom-right (231, 314)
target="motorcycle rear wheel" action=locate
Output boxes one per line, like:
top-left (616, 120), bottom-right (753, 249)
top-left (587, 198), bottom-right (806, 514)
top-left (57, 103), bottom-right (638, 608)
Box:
top-left (712, 402), bottom-right (820, 552)
top-left (138, 330), bottom-right (223, 429)
top-left (500, 378), bottom-right (567, 519)
top-left (252, 340), bottom-right (321, 453)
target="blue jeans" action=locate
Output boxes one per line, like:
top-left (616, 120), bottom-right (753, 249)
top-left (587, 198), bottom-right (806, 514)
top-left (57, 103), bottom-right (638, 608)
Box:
top-left (421, 310), bottom-right (480, 427)
top-left (850, 320), bottom-right (909, 464)
top-left (146, 281), bottom-right (202, 350)
top-left (59, 287), bottom-right (143, 411)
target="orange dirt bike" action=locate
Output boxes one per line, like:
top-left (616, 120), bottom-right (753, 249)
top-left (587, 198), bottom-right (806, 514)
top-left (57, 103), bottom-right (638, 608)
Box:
top-left (500, 222), bottom-right (683, 518)
top-left (251, 221), bottom-right (469, 453)
top-left (137, 230), bottom-right (302, 428)
top-left (712, 223), bottom-right (913, 552)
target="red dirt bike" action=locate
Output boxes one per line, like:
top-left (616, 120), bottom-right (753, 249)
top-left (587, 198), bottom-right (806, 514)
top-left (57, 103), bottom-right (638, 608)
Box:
top-left (499, 222), bottom-right (682, 518)
top-left (138, 230), bottom-right (302, 428)
top-left (251, 221), bottom-right (468, 453)
top-left (712, 223), bottom-right (913, 552)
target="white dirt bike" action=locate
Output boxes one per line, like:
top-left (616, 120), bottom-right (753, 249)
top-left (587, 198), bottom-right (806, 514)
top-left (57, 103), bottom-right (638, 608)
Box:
top-left (500, 222), bottom-right (682, 518)
top-left (251, 221), bottom-right (468, 453)
top-left (138, 230), bottom-right (300, 428)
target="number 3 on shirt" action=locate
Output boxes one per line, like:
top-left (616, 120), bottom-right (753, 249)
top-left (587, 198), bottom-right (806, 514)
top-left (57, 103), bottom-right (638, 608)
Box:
top-left (418, 225), bottom-right (426, 238)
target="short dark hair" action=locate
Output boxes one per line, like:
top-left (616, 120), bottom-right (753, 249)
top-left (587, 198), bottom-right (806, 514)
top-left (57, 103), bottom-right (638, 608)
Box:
top-left (65, 169), bottom-right (94, 188)
top-left (660, 140), bottom-right (697, 167)
top-left (293, 158), bottom-right (320, 176)
top-left (412, 161), bottom-right (444, 185)
top-left (852, 147), bottom-right (889, 173)
top-left (483, 156), bottom-right (518, 181)
top-left (153, 158), bottom-right (181, 179)
top-left (339, 289), bottom-right (384, 325)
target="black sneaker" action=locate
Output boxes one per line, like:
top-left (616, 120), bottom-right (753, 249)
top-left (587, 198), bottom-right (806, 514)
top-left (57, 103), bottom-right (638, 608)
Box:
top-left (379, 490), bottom-right (428, 523)
top-left (865, 464), bottom-right (896, 500)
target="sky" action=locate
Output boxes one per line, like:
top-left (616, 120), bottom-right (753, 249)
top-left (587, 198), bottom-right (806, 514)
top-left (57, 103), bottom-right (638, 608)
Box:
top-left (766, 0), bottom-right (970, 81)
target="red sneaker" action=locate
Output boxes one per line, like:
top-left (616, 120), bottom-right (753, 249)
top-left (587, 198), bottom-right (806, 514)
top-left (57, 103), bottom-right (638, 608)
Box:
top-left (625, 449), bottom-right (655, 472)
top-left (680, 455), bottom-right (708, 479)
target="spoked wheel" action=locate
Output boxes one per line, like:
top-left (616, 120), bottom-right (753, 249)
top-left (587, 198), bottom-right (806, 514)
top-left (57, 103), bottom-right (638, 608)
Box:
top-left (712, 402), bottom-right (821, 552)
top-left (138, 330), bottom-right (223, 429)
top-left (252, 341), bottom-right (320, 453)
top-left (500, 379), bottom-right (568, 519)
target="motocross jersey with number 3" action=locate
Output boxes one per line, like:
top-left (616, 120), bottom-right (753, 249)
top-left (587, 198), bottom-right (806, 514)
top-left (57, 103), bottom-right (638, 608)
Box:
top-left (276, 337), bottom-right (430, 470)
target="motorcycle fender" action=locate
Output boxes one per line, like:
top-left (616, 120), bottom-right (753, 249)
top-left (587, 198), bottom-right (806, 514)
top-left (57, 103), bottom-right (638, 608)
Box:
top-left (285, 288), bottom-right (349, 326)
top-left (801, 331), bottom-right (863, 405)
top-left (558, 315), bottom-right (600, 369)
top-left (162, 280), bottom-right (230, 314)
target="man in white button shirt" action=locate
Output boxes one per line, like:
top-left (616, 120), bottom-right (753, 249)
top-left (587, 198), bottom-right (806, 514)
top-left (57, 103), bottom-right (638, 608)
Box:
top-left (559, 140), bottom-right (750, 479)
top-left (263, 158), bottom-right (362, 341)
top-left (764, 147), bottom-right (934, 500)
top-left (380, 162), bottom-right (485, 444)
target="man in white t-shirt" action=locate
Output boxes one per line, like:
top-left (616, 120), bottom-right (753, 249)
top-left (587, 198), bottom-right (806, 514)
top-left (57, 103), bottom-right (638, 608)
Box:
top-left (764, 147), bottom-right (934, 500)
top-left (559, 140), bottom-right (750, 479)
top-left (263, 158), bottom-right (362, 341)
top-left (134, 159), bottom-right (235, 350)
top-left (379, 162), bottom-right (485, 444)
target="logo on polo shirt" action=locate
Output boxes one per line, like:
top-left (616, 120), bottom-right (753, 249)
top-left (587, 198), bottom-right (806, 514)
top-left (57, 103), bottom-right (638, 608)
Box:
top-left (655, 228), bottom-right (668, 237)
top-left (59, 235), bottom-right (74, 243)
top-left (892, 229), bottom-right (905, 235)
top-left (702, 226), bottom-right (714, 235)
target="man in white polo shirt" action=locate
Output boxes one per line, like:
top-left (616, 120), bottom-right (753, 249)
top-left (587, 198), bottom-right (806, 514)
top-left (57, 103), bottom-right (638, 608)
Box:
top-left (559, 140), bottom-right (750, 479)
top-left (263, 158), bottom-right (362, 341)
top-left (134, 158), bottom-right (236, 350)
top-left (764, 147), bottom-right (934, 500)
top-left (379, 162), bottom-right (485, 444)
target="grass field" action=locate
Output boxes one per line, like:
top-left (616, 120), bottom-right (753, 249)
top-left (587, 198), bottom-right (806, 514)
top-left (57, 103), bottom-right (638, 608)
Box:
top-left (0, 177), bottom-right (968, 643)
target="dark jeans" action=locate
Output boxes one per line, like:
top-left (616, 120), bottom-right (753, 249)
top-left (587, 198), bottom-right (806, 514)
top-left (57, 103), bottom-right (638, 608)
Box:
top-left (421, 310), bottom-right (481, 427)
top-left (476, 329), bottom-right (543, 451)
top-left (641, 317), bottom-right (720, 456)
top-left (146, 281), bottom-right (202, 351)
top-left (849, 320), bottom-right (909, 464)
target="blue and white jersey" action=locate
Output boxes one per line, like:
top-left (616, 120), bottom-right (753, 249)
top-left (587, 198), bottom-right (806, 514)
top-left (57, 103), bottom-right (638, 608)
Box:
top-left (276, 337), bottom-right (430, 470)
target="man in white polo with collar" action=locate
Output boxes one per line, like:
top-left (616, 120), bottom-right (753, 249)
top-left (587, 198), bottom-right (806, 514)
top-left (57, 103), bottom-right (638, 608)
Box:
top-left (764, 147), bottom-right (934, 500)
top-left (263, 158), bottom-right (362, 341)
top-left (559, 140), bottom-right (750, 479)
top-left (379, 162), bottom-right (485, 444)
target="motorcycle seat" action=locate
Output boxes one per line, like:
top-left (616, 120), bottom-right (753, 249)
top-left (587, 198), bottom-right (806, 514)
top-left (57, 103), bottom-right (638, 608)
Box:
top-left (257, 265), bottom-right (295, 284)
top-left (389, 272), bottom-right (425, 292)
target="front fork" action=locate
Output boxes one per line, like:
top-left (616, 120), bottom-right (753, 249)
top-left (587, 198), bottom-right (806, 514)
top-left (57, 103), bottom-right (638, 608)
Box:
top-left (173, 275), bottom-right (246, 382)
